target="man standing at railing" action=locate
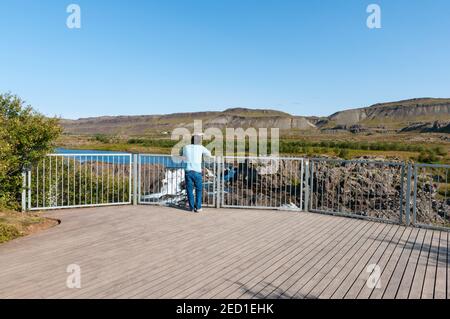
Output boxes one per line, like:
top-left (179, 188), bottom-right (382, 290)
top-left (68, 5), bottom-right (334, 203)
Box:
top-left (180, 134), bottom-right (212, 213)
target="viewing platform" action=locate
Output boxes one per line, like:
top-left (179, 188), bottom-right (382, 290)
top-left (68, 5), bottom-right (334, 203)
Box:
top-left (0, 205), bottom-right (448, 299)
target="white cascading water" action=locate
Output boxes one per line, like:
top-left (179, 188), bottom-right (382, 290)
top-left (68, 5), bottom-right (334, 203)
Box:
top-left (144, 169), bottom-right (186, 202)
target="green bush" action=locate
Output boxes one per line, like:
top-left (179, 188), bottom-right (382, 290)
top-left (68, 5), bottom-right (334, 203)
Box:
top-left (93, 134), bottom-right (111, 144)
top-left (338, 149), bottom-right (350, 160)
top-left (0, 224), bottom-right (21, 243)
top-left (0, 93), bottom-right (62, 210)
top-left (417, 150), bottom-right (438, 164)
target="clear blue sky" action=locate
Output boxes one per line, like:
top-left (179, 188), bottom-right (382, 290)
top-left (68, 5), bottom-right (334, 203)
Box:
top-left (1, 0), bottom-right (449, 119)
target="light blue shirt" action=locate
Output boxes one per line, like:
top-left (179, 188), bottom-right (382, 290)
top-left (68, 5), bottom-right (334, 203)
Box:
top-left (181, 144), bottom-right (212, 173)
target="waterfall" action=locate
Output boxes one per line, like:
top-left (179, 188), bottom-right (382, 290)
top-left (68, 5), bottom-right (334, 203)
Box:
top-left (143, 169), bottom-right (186, 203)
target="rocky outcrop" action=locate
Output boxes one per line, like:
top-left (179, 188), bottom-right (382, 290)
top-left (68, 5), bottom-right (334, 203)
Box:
top-left (327, 98), bottom-right (450, 127)
top-left (400, 121), bottom-right (450, 133)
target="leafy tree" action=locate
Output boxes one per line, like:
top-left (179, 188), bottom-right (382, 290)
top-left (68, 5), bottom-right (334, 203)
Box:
top-left (0, 117), bottom-right (13, 208)
top-left (0, 93), bottom-right (62, 210)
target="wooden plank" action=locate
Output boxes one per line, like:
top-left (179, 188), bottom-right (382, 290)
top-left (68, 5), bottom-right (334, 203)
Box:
top-left (260, 220), bottom-right (379, 299)
top-left (434, 231), bottom-right (447, 299)
top-left (395, 228), bottom-right (427, 299)
top-left (1, 208), bottom-right (272, 300)
top-left (235, 219), bottom-right (370, 299)
top-left (354, 226), bottom-right (407, 299)
top-left (381, 228), bottom-right (419, 299)
top-left (328, 225), bottom-right (402, 299)
top-left (0, 205), bottom-right (448, 299)
top-left (347, 225), bottom-right (406, 299)
top-left (307, 222), bottom-right (392, 299)
top-left (148, 213), bottom-right (327, 299)
top-left (288, 221), bottom-right (380, 299)
top-left (303, 222), bottom-right (388, 299)
top-left (421, 230), bottom-right (441, 299)
top-left (198, 215), bottom-right (350, 299)
top-left (177, 215), bottom-right (335, 299)
top-left (63, 209), bottom-right (288, 298)
top-left (408, 229), bottom-right (433, 299)
top-left (369, 227), bottom-right (413, 299)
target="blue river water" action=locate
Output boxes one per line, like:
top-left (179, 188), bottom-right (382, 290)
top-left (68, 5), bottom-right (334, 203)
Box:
top-left (55, 148), bottom-right (185, 167)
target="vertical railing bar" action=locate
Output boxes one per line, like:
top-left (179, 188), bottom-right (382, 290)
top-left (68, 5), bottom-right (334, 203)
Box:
top-left (248, 157), bottom-right (252, 207)
top-left (133, 154), bottom-right (137, 205)
top-left (55, 156), bottom-right (58, 207)
top-left (43, 157), bottom-right (46, 208)
top-left (445, 168), bottom-right (448, 225)
top-left (60, 156), bottom-right (63, 207)
top-left (27, 169), bottom-right (31, 210)
top-left (73, 156), bottom-right (76, 205)
top-left (404, 163), bottom-right (411, 225)
top-left (49, 156), bottom-right (52, 207)
top-left (95, 155), bottom-right (99, 205)
top-left (101, 156), bottom-right (104, 204)
top-left (90, 155), bottom-right (93, 205)
top-left (310, 161), bottom-right (314, 211)
top-left (21, 171), bottom-right (26, 212)
top-left (138, 154), bottom-right (141, 204)
top-left (299, 159), bottom-right (304, 211)
top-left (78, 156), bottom-right (81, 205)
top-left (412, 165), bottom-right (418, 225)
top-left (36, 162), bottom-right (39, 208)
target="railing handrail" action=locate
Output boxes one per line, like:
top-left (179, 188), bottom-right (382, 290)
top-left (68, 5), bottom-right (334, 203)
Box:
top-left (223, 155), bottom-right (305, 160)
top-left (45, 153), bottom-right (132, 157)
top-left (310, 157), bottom-right (405, 166)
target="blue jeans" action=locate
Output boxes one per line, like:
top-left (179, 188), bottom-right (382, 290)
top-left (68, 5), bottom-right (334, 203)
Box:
top-left (185, 170), bottom-right (202, 211)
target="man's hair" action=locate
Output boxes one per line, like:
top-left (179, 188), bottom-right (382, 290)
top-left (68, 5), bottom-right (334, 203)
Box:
top-left (191, 134), bottom-right (202, 145)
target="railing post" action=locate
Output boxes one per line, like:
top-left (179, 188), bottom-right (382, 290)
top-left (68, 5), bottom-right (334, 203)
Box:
top-left (133, 154), bottom-right (138, 205)
top-left (215, 156), bottom-right (222, 208)
top-left (412, 164), bottom-right (418, 226)
top-left (27, 170), bottom-right (31, 211)
top-left (21, 170), bottom-right (27, 212)
top-left (399, 164), bottom-right (405, 224)
top-left (405, 163), bottom-right (412, 226)
top-left (304, 159), bottom-right (310, 212)
top-left (309, 160), bottom-right (314, 211)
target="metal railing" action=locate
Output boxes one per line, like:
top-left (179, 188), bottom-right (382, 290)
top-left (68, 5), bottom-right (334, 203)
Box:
top-left (27, 154), bottom-right (132, 210)
top-left (138, 154), bottom-right (217, 208)
top-left (412, 163), bottom-right (450, 230)
top-left (221, 156), bottom-right (305, 210)
top-left (20, 152), bottom-right (450, 231)
top-left (308, 158), bottom-right (407, 224)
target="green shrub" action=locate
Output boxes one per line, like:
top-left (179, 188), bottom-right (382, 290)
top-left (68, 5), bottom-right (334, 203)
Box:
top-left (93, 134), bottom-right (111, 144)
top-left (338, 149), bottom-right (350, 159)
top-left (0, 93), bottom-right (61, 210)
top-left (0, 224), bottom-right (21, 243)
top-left (433, 146), bottom-right (447, 156)
top-left (417, 150), bottom-right (438, 164)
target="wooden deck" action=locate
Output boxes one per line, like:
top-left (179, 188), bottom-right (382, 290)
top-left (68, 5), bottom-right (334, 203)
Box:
top-left (0, 205), bottom-right (448, 299)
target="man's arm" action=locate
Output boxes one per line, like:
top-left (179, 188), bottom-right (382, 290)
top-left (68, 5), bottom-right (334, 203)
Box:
top-left (202, 146), bottom-right (212, 158)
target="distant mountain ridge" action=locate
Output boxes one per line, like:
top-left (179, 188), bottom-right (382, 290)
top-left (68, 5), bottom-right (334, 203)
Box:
top-left (61, 98), bottom-right (450, 136)
top-left (326, 98), bottom-right (450, 128)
